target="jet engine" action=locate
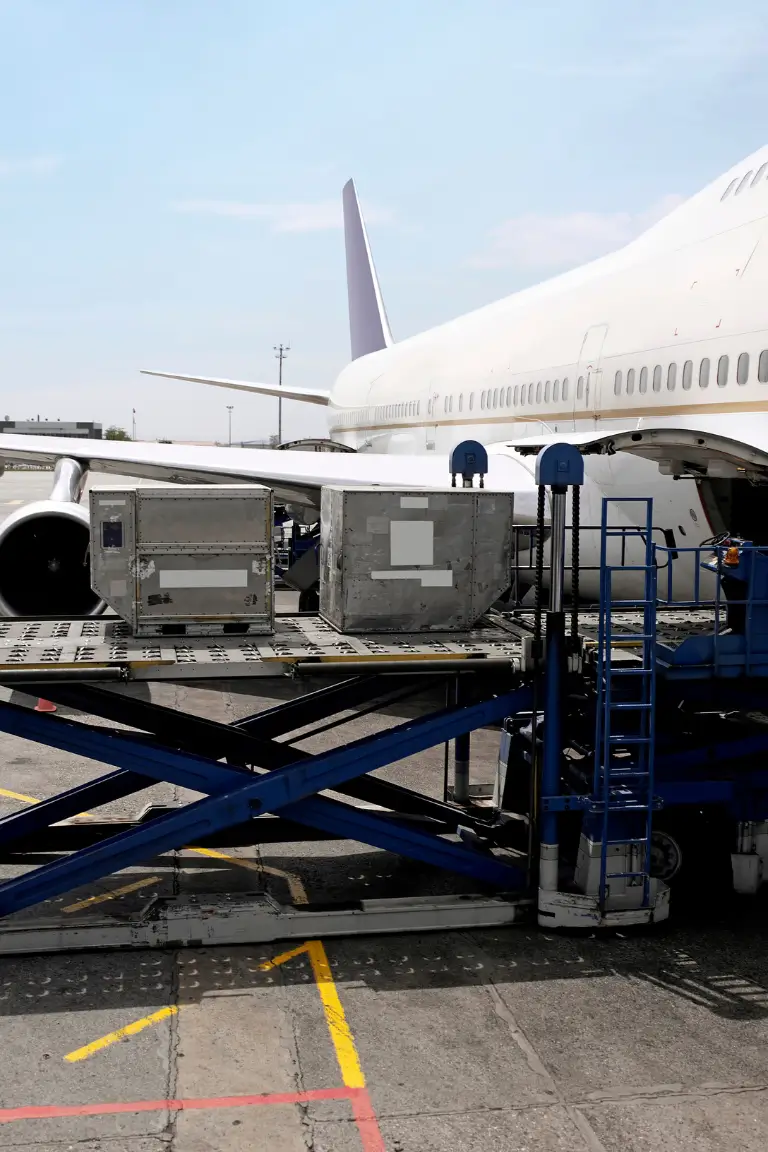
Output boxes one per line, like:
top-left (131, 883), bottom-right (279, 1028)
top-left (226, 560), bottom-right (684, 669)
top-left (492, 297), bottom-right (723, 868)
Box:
top-left (0, 458), bottom-right (105, 617)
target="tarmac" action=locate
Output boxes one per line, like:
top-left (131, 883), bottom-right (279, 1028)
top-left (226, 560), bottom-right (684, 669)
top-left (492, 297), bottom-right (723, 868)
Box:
top-left (0, 468), bottom-right (767, 1151)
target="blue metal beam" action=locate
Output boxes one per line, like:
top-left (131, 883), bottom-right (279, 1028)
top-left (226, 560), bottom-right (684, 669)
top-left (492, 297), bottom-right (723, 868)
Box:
top-left (0, 770), bottom-right (150, 847)
top-left (0, 687), bottom-right (530, 915)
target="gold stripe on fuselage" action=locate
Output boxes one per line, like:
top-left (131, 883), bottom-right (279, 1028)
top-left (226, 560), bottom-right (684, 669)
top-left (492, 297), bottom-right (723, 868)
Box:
top-left (329, 396), bottom-right (768, 436)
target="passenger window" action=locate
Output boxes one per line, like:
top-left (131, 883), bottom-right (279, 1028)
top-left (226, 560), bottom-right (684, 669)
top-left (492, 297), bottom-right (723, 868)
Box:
top-left (480, 392), bottom-right (486, 410)
top-left (506, 386), bottom-right (512, 406)
top-left (652, 365), bottom-right (662, 392)
top-left (614, 371), bottom-right (622, 396)
top-left (536, 381), bottom-right (542, 403)
top-left (699, 358), bottom-right (710, 388)
top-left (736, 171), bottom-right (754, 195)
top-left (737, 352), bottom-right (750, 385)
top-left (717, 354), bottom-right (729, 386)
top-left (458, 393), bottom-right (463, 412)
top-left (577, 376), bottom-right (584, 400)
top-left (721, 178), bottom-right (739, 201)
top-left (493, 387), bottom-right (499, 408)
top-left (468, 393), bottom-right (474, 411)
top-left (759, 351), bottom-right (768, 382)
top-left (562, 378), bottom-right (569, 401)
top-left (667, 363), bottom-right (676, 391)
top-left (417, 400), bottom-right (421, 415)
top-left (544, 380), bottom-right (551, 402)
top-left (639, 367), bottom-right (648, 393)
top-left (682, 360), bottom-right (692, 390)
top-left (520, 387), bottom-right (525, 406)
top-left (513, 385), bottom-right (519, 405)
top-left (753, 163), bottom-right (768, 186)
top-left (528, 382), bottom-right (534, 403)
top-left (553, 379), bottom-right (560, 402)
top-left (626, 368), bottom-right (635, 395)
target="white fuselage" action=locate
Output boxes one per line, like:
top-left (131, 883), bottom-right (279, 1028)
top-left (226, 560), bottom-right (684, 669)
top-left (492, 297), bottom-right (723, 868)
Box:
top-left (323, 146), bottom-right (768, 596)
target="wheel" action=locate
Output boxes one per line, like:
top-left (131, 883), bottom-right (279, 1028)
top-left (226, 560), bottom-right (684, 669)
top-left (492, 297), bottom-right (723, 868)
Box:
top-left (650, 828), bottom-right (684, 882)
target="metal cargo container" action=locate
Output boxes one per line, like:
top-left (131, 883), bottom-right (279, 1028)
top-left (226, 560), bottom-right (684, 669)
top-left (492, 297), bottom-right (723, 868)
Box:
top-left (90, 484), bottom-right (273, 636)
top-left (319, 486), bottom-right (515, 633)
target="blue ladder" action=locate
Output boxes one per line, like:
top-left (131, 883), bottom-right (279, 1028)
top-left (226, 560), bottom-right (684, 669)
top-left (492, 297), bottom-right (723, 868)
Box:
top-left (593, 497), bottom-right (658, 911)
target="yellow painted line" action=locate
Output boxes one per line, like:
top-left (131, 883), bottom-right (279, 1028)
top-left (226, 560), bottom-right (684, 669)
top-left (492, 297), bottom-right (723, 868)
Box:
top-left (63, 875), bottom-right (161, 913)
top-left (187, 845), bottom-right (309, 905)
top-left (0, 786), bottom-right (40, 805)
top-left (64, 1006), bottom-right (179, 1063)
top-left (306, 940), bottom-right (366, 1088)
top-left (5, 500), bottom-right (23, 506)
top-left (259, 939), bottom-right (366, 1089)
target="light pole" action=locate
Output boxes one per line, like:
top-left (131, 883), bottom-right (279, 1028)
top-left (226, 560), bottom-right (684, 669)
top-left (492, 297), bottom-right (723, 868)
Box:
top-left (274, 343), bottom-right (290, 445)
top-left (226, 405), bottom-right (233, 447)
top-left (132, 408), bottom-right (136, 440)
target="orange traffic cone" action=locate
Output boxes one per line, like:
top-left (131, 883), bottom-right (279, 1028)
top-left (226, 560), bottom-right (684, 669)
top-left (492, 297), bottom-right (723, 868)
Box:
top-left (34, 699), bottom-right (56, 713)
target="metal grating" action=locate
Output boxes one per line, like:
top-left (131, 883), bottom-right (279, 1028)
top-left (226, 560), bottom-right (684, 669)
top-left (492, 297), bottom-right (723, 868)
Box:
top-left (0, 616), bottom-right (526, 681)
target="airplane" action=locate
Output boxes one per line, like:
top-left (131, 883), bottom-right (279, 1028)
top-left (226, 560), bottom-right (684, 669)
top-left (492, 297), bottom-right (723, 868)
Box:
top-left (3, 144), bottom-right (768, 618)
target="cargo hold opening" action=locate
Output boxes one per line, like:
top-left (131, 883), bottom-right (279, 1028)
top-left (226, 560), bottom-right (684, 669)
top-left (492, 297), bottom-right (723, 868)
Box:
top-left (697, 478), bottom-right (768, 542)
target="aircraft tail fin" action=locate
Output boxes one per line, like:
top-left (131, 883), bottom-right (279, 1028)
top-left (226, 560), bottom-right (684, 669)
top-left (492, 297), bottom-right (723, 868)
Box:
top-left (342, 178), bottom-right (393, 360)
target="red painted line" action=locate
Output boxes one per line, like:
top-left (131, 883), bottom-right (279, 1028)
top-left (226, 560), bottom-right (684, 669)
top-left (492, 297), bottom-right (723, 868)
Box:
top-left (350, 1087), bottom-right (387, 1152)
top-left (0, 1086), bottom-right (353, 1124)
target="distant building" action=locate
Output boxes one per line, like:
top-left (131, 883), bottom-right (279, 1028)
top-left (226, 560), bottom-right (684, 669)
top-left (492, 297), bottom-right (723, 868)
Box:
top-left (0, 420), bottom-right (102, 439)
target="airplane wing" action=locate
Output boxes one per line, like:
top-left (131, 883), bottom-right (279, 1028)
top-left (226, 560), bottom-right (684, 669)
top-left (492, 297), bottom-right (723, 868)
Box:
top-left (0, 434), bottom-right (540, 518)
top-left (139, 370), bottom-right (330, 406)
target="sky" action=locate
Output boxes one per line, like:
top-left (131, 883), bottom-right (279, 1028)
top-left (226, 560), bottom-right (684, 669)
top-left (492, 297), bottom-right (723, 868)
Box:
top-left (1, 0), bottom-right (768, 444)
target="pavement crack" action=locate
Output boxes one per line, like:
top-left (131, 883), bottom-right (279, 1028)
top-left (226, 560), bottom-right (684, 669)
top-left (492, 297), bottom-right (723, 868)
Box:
top-left (278, 957), bottom-right (317, 1152)
top-left (162, 948), bottom-right (182, 1150)
top-left (484, 977), bottom-right (609, 1152)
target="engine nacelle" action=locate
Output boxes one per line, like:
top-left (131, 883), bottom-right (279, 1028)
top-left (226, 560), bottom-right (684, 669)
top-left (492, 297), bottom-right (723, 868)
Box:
top-left (0, 458), bottom-right (105, 617)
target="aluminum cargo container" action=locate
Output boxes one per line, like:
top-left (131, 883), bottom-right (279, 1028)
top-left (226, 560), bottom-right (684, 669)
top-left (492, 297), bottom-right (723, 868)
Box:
top-left (90, 484), bottom-right (273, 636)
top-left (319, 486), bottom-right (515, 633)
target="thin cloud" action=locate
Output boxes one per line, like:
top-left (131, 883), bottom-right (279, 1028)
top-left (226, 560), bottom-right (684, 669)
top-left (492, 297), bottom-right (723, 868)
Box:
top-left (470, 194), bottom-right (684, 272)
top-left (0, 155), bottom-right (60, 178)
top-left (172, 199), bottom-right (392, 232)
top-left (513, 17), bottom-right (768, 81)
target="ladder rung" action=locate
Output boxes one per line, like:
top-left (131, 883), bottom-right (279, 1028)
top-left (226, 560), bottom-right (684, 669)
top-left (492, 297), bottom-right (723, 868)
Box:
top-left (591, 802), bottom-right (651, 811)
top-left (608, 735), bottom-right (652, 744)
top-left (609, 703), bottom-right (652, 711)
top-left (609, 669), bottom-right (652, 677)
top-left (606, 871), bottom-right (650, 880)
top-left (608, 634), bottom-right (653, 643)
top-left (605, 838), bottom-right (650, 847)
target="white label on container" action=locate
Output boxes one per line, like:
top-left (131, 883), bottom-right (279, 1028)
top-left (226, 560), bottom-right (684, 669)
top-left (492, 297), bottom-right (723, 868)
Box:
top-left (390, 520), bottom-right (433, 566)
top-left (99, 499), bottom-right (126, 507)
top-left (399, 496), bottom-right (429, 509)
top-left (110, 580), bottom-right (127, 597)
top-left (371, 569), bottom-right (453, 588)
top-left (158, 569), bottom-right (249, 589)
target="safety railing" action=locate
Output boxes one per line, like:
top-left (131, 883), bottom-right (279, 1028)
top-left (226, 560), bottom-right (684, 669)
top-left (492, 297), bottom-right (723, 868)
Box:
top-left (508, 522), bottom-right (677, 609)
